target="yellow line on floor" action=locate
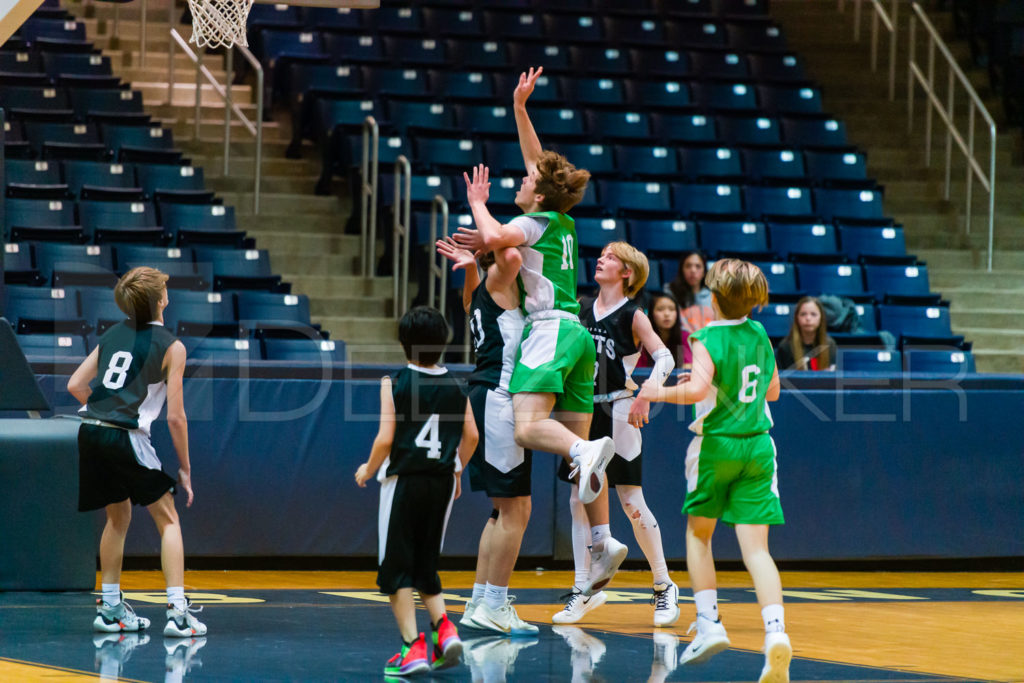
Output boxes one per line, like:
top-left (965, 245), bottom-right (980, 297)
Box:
top-left (0, 657), bottom-right (147, 682)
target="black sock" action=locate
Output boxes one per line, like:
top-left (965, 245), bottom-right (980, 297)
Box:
top-left (432, 616), bottom-right (444, 630)
top-left (402, 637), bottom-right (413, 648)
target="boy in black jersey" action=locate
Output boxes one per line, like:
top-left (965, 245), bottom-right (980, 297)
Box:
top-left (355, 306), bottom-right (478, 676)
top-left (68, 267), bottom-right (206, 638)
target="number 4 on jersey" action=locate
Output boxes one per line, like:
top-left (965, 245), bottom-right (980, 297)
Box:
top-left (414, 414), bottom-right (442, 459)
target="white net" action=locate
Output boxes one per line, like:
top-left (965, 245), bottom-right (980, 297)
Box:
top-left (187, 0), bottom-right (254, 49)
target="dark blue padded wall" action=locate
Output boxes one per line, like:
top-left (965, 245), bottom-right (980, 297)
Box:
top-left (23, 369), bottom-right (1024, 562)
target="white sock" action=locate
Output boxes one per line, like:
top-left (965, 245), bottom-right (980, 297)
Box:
top-left (618, 487), bottom-right (670, 585)
top-left (569, 486), bottom-right (591, 589)
top-left (484, 583), bottom-right (507, 610)
top-left (167, 586), bottom-right (186, 612)
top-left (694, 589), bottom-right (719, 622)
top-left (569, 439), bottom-right (585, 459)
top-left (590, 524), bottom-right (610, 549)
top-left (101, 584), bottom-right (120, 607)
top-left (472, 583), bottom-right (486, 603)
top-left (762, 603), bottom-right (785, 633)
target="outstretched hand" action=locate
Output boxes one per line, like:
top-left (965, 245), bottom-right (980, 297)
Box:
top-left (436, 236), bottom-right (476, 272)
top-left (463, 163), bottom-right (490, 205)
top-left (514, 66), bottom-right (543, 107)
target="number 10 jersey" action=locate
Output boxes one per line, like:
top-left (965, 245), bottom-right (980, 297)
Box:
top-left (81, 319), bottom-right (177, 434)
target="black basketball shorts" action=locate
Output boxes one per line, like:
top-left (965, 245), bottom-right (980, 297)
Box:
top-left (78, 423), bottom-right (176, 511)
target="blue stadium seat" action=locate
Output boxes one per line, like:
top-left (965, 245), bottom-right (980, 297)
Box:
top-left (550, 142), bottom-right (617, 176)
top-left (718, 114), bottom-right (782, 145)
top-left (34, 242), bottom-right (116, 288)
top-left (903, 348), bottom-right (975, 375)
top-left (41, 52), bottom-right (112, 78)
top-left (257, 29), bottom-right (325, 65)
top-left (237, 291), bottom-right (312, 327)
top-left (18, 17), bottom-right (86, 42)
top-left (759, 84), bottom-right (824, 115)
top-left (194, 247), bottom-right (278, 291)
top-left (838, 223), bottom-right (907, 259)
top-left (837, 348), bottom-right (902, 373)
top-left (600, 180), bottom-right (672, 214)
top-left (433, 70), bottom-right (496, 102)
top-left (692, 81), bottom-right (758, 111)
top-left (455, 103), bottom-right (513, 136)
top-left (854, 302), bottom-right (879, 334)
top-left (383, 37), bottom-right (448, 66)
top-left (726, 20), bottom-right (787, 51)
top-left (322, 34), bottom-right (386, 64)
top-left (674, 183), bottom-right (744, 217)
top-left (248, 3), bottom-right (303, 29)
top-left (161, 204), bottom-right (240, 245)
top-left (568, 76), bottom-right (627, 106)
top-left (494, 71), bottom-right (562, 103)
top-left (2, 242), bottom-right (39, 284)
top-left (302, 6), bottom-right (363, 31)
top-left (678, 146), bottom-right (743, 180)
top-left (781, 115), bottom-right (848, 147)
top-left (79, 200), bottom-right (158, 240)
top-left (749, 53), bottom-right (806, 82)
top-left (630, 48), bottom-right (692, 77)
top-left (69, 88), bottom-right (144, 120)
top-left (629, 219), bottom-right (698, 256)
top-left (645, 258), bottom-right (663, 291)
top-left (0, 50), bottom-right (43, 73)
top-left (571, 46), bottom-right (632, 76)
top-left (422, 7), bottom-right (484, 37)
top-left (813, 185), bottom-right (885, 221)
top-left (750, 301), bottom-right (795, 337)
top-left (5, 158), bottom-right (61, 186)
top-left (699, 219), bottom-right (768, 254)
top-left (114, 245), bottom-right (206, 289)
top-left (652, 113), bottom-right (718, 143)
top-left (102, 124), bottom-right (175, 155)
top-left (690, 50), bottom-right (750, 79)
top-left (135, 163), bottom-right (205, 196)
top-left (605, 16), bottom-right (666, 44)
top-left (164, 290), bottom-right (237, 335)
top-left (310, 97), bottom-right (380, 145)
top-left (477, 176), bottom-right (519, 209)
top-left (752, 261), bottom-right (799, 295)
top-left (16, 332), bottom-right (88, 360)
top-left (616, 144), bottom-right (679, 178)
top-left (484, 140), bottom-right (527, 174)
top-left (262, 336), bottom-right (346, 362)
top-left (742, 147), bottom-right (805, 181)
top-left (78, 285), bottom-right (130, 331)
top-left (378, 174), bottom-right (454, 207)
top-left (625, 80), bottom-right (692, 109)
top-left (363, 68), bottom-right (429, 97)
top-left (413, 137), bottom-right (480, 173)
top-left (0, 84), bottom-right (71, 112)
top-left (25, 122), bottom-right (101, 153)
top-left (5, 197), bottom-right (76, 237)
top-left (714, 0), bottom-right (771, 17)
top-left (373, 5), bottom-right (423, 33)
top-left (575, 217), bottom-right (627, 255)
top-left (745, 184), bottom-right (814, 219)
top-left (286, 63), bottom-right (362, 103)
top-left (179, 336), bottom-right (257, 362)
top-left (768, 221), bottom-right (838, 258)
top-left (804, 149), bottom-right (869, 182)
top-left (521, 106), bottom-right (585, 137)
top-left (544, 13), bottom-right (604, 43)
top-left (388, 101), bottom-right (457, 134)
top-left (454, 39), bottom-right (509, 69)
top-left (484, 10), bottom-right (542, 40)
top-left (667, 19), bottom-right (728, 48)
top-left (864, 263), bottom-right (932, 300)
top-left (4, 284), bottom-right (85, 334)
top-left (63, 160), bottom-right (137, 196)
top-left (796, 263), bottom-right (866, 297)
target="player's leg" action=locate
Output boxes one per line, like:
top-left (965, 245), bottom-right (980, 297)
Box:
top-left (551, 483), bottom-right (609, 624)
top-left (465, 511), bottom-right (496, 627)
top-left (93, 499), bottom-right (149, 633)
top-left (385, 589), bottom-right (431, 676)
top-left (679, 514), bottom-right (729, 663)
top-left (390, 589), bottom-right (419, 643)
top-left (617, 485), bottom-right (677, 626)
top-left (147, 493), bottom-right (206, 637)
top-left (472, 494), bottom-right (538, 636)
top-left (512, 391), bottom-right (575, 456)
top-left (414, 475), bottom-right (463, 669)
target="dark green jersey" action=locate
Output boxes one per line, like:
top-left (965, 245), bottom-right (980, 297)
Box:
top-left (689, 318), bottom-right (776, 436)
top-left (384, 365), bottom-right (467, 477)
top-left (81, 320), bottom-right (178, 433)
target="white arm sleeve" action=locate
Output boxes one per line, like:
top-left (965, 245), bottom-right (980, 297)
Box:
top-left (508, 215), bottom-right (547, 247)
top-left (649, 347), bottom-right (675, 387)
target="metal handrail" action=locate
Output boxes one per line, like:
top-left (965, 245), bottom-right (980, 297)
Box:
top-left (427, 195), bottom-right (449, 316)
top-left (360, 117), bottom-right (380, 279)
top-left (907, 2), bottom-right (997, 271)
top-left (167, 28), bottom-right (264, 214)
top-left (853, 0), bottom-right (899, 101)
top-left (392, 156), bottom-right (412, 320)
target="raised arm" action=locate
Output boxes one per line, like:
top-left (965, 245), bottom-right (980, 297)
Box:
top-left (455, 164), bottom-right (527, 253)
top-left (355, 376), bottom-right (396, 487)
top-left (163, 341), bottom-right (193, 507)
top-left (513, 67), bottom-right (544, 174)
top-left (489, 246), bottom-right (523, 293)
top-left (436, 236), bottom-right (480, 313)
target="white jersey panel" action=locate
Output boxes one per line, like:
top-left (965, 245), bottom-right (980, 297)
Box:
top-left (497, 308), bottom-right (525, 391)
top-left (136, 381), bottom-right (167, 437)
top-left (510, 215), bottom-right (557, 314)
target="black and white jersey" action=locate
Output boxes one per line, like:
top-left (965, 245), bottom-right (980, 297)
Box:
top-left (80, 320), bottom-right (177, 433)
top-left (580, 296), bottom-right (641, 399)
top-left (383, 365), bottom-right (467, 478)
top-left (467, 279), bottom-right (525, 392)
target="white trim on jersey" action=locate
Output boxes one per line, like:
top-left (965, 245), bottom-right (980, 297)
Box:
top-left (484, 388), bottom-right (525, 473)
top-left (704, 317), bottom-right (748, 327)
top-left (378, 474), bottom-right (398, 565)
top-left (136, 381), bottom-right (167, 437)
top-left (439, 473), bottom-right (457, 553)
top-left (497, 308), bottom-right (525, 392)
top-left (769, 437), bottom-right (780, 499)
top-left (685, 436), bottom-right (703, 494)
top-left (128, 430), bottom-right (162, 471)
top-left (509, 214), bottom-right (545, 247)
top-left (517, 318), bottom-right (560, 369)
top-left (407, 364), bottom-right (448, 375)
top-left (592, 296), bottom-right (629, 322)
top-left (690, 384), bottom-right (718, 435)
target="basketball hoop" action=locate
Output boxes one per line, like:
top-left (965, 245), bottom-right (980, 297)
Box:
top-left (187, 0), bottom-right (254, 49)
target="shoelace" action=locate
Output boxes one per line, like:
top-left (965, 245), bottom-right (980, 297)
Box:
top-left (651, 586), bottom-right (673, 610)
top-left (685, 620), bottom-right (698, 636)
top-left (121, 601), bottom-right (141, 620)
top-left (558, 589), bottom-right (582, 612)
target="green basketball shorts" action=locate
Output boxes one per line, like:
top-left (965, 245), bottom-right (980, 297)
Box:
top-left (509, 316), bottom-right (595, 414)
top-left (682, 432), bottom-right (784, 525)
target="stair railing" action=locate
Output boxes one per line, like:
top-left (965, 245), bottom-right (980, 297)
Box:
top-left (850, 0), bottom-right (900, 101)
top-left (907, 2), bottom-right (997, 271)
top-left (426, 195), bottom-right (449, 317)
top-left (359, 116), bottom-right (380, 279)
top-left (392, 156), bottom-right (412, 320)
top-left (167, 28), bottom-right (264, 214)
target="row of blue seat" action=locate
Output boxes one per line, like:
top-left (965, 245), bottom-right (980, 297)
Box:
top-left (2, 117), bottom-right (170, 153)
top-left (752, 301), bottom-right (956, 342)
top-left (0, 86), bottom-right (144, 123)
top-left (0, 50), bottom-right (114, 78)
top-left (6, 159), bottom-right (204, 198)
top-left (16, 331), bottom-right (346, 363)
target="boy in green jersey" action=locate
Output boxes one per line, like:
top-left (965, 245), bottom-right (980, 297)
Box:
top-left (639, 259), bottom-right (792, 683)
top-left (454, 67), bottom-right (626, 596)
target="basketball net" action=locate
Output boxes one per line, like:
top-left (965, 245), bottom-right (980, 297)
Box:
top-left (187, 0), bottom-right (254, 49)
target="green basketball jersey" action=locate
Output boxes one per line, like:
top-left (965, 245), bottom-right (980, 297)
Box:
top-left (511, 210), bottom-right (580, 316)
top-left (689, 318), bottom-right (776, 436)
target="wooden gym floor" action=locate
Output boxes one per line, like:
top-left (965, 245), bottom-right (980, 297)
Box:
top-left (1, 570), bottom-right (1021, 682)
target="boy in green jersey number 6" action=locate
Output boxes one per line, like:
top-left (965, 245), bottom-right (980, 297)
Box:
top-left (639, 259), bottom-right (792, 683)
top-left (455, 66), bottom-right (626, 596)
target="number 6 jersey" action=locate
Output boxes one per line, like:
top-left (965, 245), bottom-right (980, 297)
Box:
top-left (383, 365), bottom-right (467, 478)
top-left (80, 319), bottom-right (178, 434)
top-left (689, 318), bottom-right (776, 436)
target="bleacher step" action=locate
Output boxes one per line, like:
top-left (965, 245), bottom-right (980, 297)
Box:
top-left (345, 343), bottom-right (409, 364)
top-left (238, 213), bottom-right (348, 234)
top-left (971, 350), bottom-right (1024, 374)
top-left (928, 287), bottom-right (1024, 309)
top-left (315, 317), bottom-right (398, 343)
top-left (205, 174), bottom-right (320, 195)
top-left (189, 155), bottom-right (321, 178)
top-left (951, 310), bottom-right (1024, 330)
top-left (311, 296), bottom-right (394, 318)
top-left (931, 270), bottom-right (1024, 290)
top-left (215, 192), bottom-right (342, 216)
top-left (273, 253), bottom-right (359, 275)
top-left (916, 249), bottom-right (1024, 270)
top-left (949, 327), bottom-right (1024, 351)
top-left (244, 231), bottom-right (362, 256)
top-left (284, 274), bottom-right (393, 298)
top-left (133, 81), bottom-right (254, 107)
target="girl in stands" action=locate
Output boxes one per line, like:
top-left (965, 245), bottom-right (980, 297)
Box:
top-left (775, 296), bottom-right (837, 371)
top-left (667, 251), bottom-right (715, 336)
top-left (637, 292), bottom-right (686, 369)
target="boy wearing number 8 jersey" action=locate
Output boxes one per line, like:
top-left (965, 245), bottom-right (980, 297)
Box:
top-left (355, 306), bottom-right (479, 676)
top-left (639, 259), bottom-right (792, 683)
top-left (68, 266), bottom-right (206, 638)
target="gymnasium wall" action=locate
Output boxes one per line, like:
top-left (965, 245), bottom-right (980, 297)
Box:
top-left (18, 366), bottom-right (1024, 563)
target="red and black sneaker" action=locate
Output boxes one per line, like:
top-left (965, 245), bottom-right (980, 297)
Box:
top-left (384, 633), bottom-right (430, 676)
top-left (430, 614), bottom-right (463, 670)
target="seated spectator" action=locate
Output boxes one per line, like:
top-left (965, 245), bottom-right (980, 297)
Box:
top-left (666, 250), bottom-right (715, 334)
top-left (637, 292), bottom-right (687, 368)
top-left (775, 297), bottom-right (837, 371)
